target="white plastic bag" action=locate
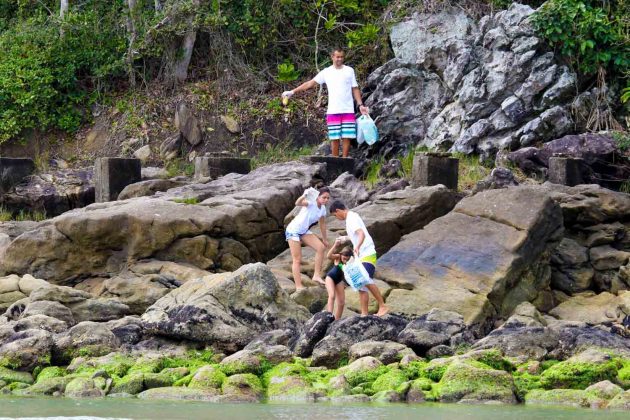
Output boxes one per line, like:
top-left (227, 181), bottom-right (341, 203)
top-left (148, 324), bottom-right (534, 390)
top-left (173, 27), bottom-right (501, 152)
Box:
top-left (357, 115), bottom-right (379, 145)
top-left (342, 257), bottom-right (372, 291)
top-left (303, 187), bottom-right (319, 204)
top-left (357, 123), bottom-right (365, 144)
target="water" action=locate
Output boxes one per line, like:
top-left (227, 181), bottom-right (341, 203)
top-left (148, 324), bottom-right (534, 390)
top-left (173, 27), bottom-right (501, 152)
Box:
top-left (0, 398), bottom-right (628, 420)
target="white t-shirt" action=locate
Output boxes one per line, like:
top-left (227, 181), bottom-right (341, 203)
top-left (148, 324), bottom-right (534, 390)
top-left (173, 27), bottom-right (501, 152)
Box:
top-left (286, 202), bottom-right (327, 235)
top-left (346, 211), bottom-right (376, 257)
top-left (313, 65), bottom-right (359, 114)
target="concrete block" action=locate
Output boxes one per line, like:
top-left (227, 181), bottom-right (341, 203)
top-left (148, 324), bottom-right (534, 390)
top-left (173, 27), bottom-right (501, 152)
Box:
top-left (411, 153), bottom-right (459, 190)
top-left (0, 158), bottom-right (35, 194)
top-left (94, 158), bottom-right (141, 202)
top-left (301, 156), bottom-right (355, 184)
top-left (194, 156), bottom-right (251, 180)
top-left (548, 156), bottom-right (584, 186)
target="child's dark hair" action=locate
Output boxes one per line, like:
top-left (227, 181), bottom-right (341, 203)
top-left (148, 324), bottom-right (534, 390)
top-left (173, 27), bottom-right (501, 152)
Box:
top-left (340, 246), bottom-right (353, 257)
top-left (318, 186), bottom-right (330, 196)
top-left (330, 200), bottom-right (347, 213)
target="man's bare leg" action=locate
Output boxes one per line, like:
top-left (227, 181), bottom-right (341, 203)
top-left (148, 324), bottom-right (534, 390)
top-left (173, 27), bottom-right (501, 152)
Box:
top-left (365, 284), bottom-right (389, 316)
top-left (331, 140), bottom-right (340, 157)
top-left (342, 138), bottom-right (351, 158)
top-left (359, 291), bottom-right (369, 316)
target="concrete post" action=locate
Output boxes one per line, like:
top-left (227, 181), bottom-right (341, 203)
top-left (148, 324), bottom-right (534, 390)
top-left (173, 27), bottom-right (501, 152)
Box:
top-left (548, 156), bottom-right (584, 186)
top-left (411, 153), bottom-right (459, 190)
top-left (94, 158), bottom-right (141, 202)
top-left (194, 155), bottom-right (251, 180)
top-left (0, 158), bottom-right (35, 194)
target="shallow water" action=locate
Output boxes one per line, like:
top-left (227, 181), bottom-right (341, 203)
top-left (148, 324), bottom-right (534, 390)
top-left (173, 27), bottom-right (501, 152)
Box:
top-left (0, 398), bottom-right (628, 420)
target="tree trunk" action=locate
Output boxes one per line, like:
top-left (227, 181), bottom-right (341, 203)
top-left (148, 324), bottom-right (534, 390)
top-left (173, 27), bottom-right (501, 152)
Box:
top-left (172, 0), bottom-right (199, 85)
top-left (154, 0), bottom-right (162, 11)
top-left (125, 0), bottom-right (138, 88)
top-left (60, 0), bottom-right (69, 19)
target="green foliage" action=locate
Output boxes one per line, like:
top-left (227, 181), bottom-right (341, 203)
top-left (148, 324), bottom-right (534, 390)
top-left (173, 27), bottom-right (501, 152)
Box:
top-left (531, 0), bottom-right (629, 82)
top-left (611, 131), bottom-right (630, 152)
top-left (0, 3), bottom-right (126, 143)
top-left (346, 23), bottom-right (379, 48)
top-left (622, 86), bottom-right (630, 103)
top-left (276, 61), bottom-right (300, 83)
top-left (364, 156), bottom-right (384, 189)
top-left (165, 158), bottom-right (195, 178)
top-left (173, 197), bottom-right (201, 205)
top-left (540, 359), bottom-right (622, 389)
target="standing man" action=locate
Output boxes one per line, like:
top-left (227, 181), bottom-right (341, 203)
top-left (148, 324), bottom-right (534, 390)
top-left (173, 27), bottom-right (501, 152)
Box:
top-left (329, 200), bottom-right (389, 317)
top-left (282, 47), bottom-right (368, 158)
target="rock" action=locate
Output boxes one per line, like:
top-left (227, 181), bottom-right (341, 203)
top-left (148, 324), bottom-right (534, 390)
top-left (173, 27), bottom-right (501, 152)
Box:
top-left (18, 376), bottom-right (71, 396)
top-left (397, 309), bottom-right (466, 354)
top-left (0, 274), bottom-right (19, 294)
top-left (138, 386), bottom-right (219, 401)
top-left (244, 329), bottom-right (298, 352)
top-left (141, 167), bottom-right (169, 180)
top-left (221, 373), bottom-right (263, 402)
top-left (509, 133), bottom-right (630, 190)
top-left (380, 159), bottom-right (403, 178)
top-left (65, 377), bottom-right (105, 398)
top-left (329, 173), bottom-right (370, 209)
top-left (525, 389), bottom-right (607, 408)
top-left (584, 380), bottom-right (623, 400)
top-left (311, 315), bottom-right (408, 368)
top-left (29, 285), bottom-right (90, 304)
top-left (110, 373), bottom-right (144, 395)
top-left (379, 186), bottom-right (563, 329)
top-left (53, 321), bottom-right (120, 364)
top-left (22, 301), bottom-right (75, 326)
top-left (608, 390), bottom-right (630, 410)
top-left (97, 273), bottom-right (178, 314)
top-left (264, 363), bottom-right (322, 402)
top-left (0, 291), bottom-right (26, 311)
top-left (106, 316), bottom-right (144, 345)
top-left (18, 275), bottom-right (50, 296)
top-left (590, 245), bottom-right (629, 271)
top-left (472, 167), bottom-right (519, 193)
top-left (0, 168), bottom-right (94, 218)
top-left (293, 312), bottom-right (335, 358)
top-left (14, 314), bottom-right (68, 333)
top-left (68, 298), bottom-right (130, 323)
top-left (549, 291), bottom-right (630, 325)
top-left (142, 263), bottom-right (311, 352)
top-left (159, 134), bottom-right (182, 161)
top-left (1, 161), bottom-right (324, 283)
top-left (118, 179), bottom-right (186, 200)
top-left (427, 345), bottom-right (454, 358)
top-left (344, 279), bottom-right (391, 314)
top-left (0, 329), bottom-right (53, 371)
top-left (221, 115), bottom-right (240, 134)
top-left (348, 340), bottom-right (415, 365)
top-left (188, 365), bottom-right (226, 390)
top-left (290, 287), bottom-right (328, 314)
top-left (0, 367), bottom-right (34, 384)
top-left (176, 103), bottom-right (203, 146)
top-left (133, 145), bottom-right (151, 163)
top-left (435, 360), bottom-right (517, 404)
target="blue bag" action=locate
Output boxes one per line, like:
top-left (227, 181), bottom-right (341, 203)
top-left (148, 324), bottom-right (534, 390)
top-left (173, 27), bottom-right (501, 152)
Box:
top-left (357, 115), bottom-right (379, 145)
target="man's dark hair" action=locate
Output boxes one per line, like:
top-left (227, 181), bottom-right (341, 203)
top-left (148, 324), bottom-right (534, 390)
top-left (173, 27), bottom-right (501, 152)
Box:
top-left (330, 46), bottom-right (345, 55)
top-left (330, 200), bottom-right (346, 213)
top-left (318, 186), bottom-right (330, 195)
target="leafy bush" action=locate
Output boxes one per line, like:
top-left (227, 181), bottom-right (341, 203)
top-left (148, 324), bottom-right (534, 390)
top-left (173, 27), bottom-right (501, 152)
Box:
top-left (531, 0), bottom-right (629, 79)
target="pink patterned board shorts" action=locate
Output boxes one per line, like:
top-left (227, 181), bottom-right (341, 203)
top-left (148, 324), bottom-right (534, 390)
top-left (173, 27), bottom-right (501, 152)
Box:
top-left (326, 113), bottom-right (357, 140)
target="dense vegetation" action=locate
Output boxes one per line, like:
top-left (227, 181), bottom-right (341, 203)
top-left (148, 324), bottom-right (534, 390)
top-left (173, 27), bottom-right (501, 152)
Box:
top-left (0, 0), bottom-right (627, 144)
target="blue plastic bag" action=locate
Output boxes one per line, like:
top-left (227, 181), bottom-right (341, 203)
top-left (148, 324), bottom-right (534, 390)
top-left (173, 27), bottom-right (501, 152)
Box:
top-left (342, 257), bottom-right (372, 291)
top-left (357, 115), bottom-right (379, 145)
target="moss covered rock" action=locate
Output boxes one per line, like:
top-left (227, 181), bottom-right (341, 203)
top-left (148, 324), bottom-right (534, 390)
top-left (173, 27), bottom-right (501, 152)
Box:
top-left (264, 362), bottom-right (321, 402)
top-left (36, 366), bottom-right (67, 382)
top-left (371, 369), bottom-right (409, 394)
top-left (608, 390), bottom-right (630, 410)
top-left (137, 387), bottom-right (220, 401)
top-left (1, 381), bottom-right (29, 394)
top-left (407, 378), bottom-right (434, 403)
top-left (70, 354), bottom-right (134, 378)
top-left (525, 389), bottom-right (607, 408)
top-left (0, 366), bottom-right (34, 384)
top-left (584, 380), bottom-right (623, 400)
top-left (371, 390), bottom-right (403, 403)
top-left (17, 376), bottom-right (71, 396)
top-left (339, 357), bottom-right (386, 387)
top-left (143, 367), bottom-right (189, 389)
top-left (221, 373), bottom-right (263, 402)
top-left (435, 361), bottom-right (517, 404)
top-left (110, 373), bottom-right (144, 395)
top-left (219, 350), bottom-right (262, 375)
top-left (540, 349), bottom-right (621, 389)
top-left (188, 365), bottom-right (226, 390)
top-left (65, 377), bottom-right (105, 398)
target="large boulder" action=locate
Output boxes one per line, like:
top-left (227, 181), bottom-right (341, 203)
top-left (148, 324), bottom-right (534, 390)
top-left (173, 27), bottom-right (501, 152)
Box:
top-left (52, 321), bottom-right (121, 364)
top-left (118, 179), bottom-right (187, 200)
top-left (363, 4), bottom-right (580, 158)
top-left (0, 329), bottom-right (53, 371)
top-left (548, 291), bottom-right (630, 325)
top-left (141, 263), bottom-right (311, 352)
top-left (378, 186), bottom-right (563, 330)
top-left (0, 161), bottom-right (324, 284)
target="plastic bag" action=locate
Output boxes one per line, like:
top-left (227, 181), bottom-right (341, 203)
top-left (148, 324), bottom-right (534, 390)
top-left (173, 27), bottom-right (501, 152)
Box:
top-left (342, 257), bottom-right (372, 291)
top-left (357, 115), bottom-right (379, 146)
top-left (303, 187), bottom-right (319, 204)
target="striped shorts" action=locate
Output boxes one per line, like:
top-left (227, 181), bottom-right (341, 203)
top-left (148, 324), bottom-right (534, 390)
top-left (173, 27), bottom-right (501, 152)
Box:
top-left (326, 113), bottom-right (357, 140)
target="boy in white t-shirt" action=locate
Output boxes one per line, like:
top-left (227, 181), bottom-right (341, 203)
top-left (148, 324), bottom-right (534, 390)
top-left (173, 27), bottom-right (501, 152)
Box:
top-left (282, 46), bottom-right (369, 158)
top-left (329, 200), bottom-right (389, 317)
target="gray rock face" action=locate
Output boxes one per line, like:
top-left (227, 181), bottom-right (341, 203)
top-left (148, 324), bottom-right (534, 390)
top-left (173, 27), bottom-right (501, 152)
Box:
top-left (364, 4), bottom-right (580, 158)
top-left (118, 179), bottom-right (187, 200)
top-left (141, 263), bottom-right (311, 352)
top-left (0, 168), bottom-right (94, 217)
top-left (0, 329), bottom-right (54, 371)
top-left (53, 321), bottom-right (121, 364)
top-left (397, 309), bottom-right (467, 354)
top-left (0, 161), bottom-right (324, 284)
top-left (293, 312), bottom-right (335, 358)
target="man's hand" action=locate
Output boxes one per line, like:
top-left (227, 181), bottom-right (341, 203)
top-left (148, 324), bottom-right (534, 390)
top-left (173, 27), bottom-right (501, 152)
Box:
top-left (322, 239), bottom-right (330, 248)
top-left (282, 90), bottom-right (294, 98)
top-left (359, 105), bottom-right (369, 115)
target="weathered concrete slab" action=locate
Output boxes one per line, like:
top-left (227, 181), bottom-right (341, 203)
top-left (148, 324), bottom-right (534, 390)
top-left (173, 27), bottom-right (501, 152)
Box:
top-left (411, 153), bottom-right (459, 190)
top-left (0, 158), bottom-right (35, 194)
top-left (94, 158), bottom-right (141, 202)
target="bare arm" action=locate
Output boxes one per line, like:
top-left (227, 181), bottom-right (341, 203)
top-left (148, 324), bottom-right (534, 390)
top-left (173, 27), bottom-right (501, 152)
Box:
top-left (294, 194), bottom-right (308, 207)
top-left (292, 79), bottom-right (318, 95)
top-left (354, 229), bottom-right (365, 256)
top-left (352, 87), bottom-right (369, 115)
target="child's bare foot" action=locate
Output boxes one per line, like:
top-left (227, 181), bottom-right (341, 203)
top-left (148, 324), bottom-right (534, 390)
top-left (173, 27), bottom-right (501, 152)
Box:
top-left (376, 305), bottom-right (389, 317)
top-left (312, 276), bottom-right (325, 286)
